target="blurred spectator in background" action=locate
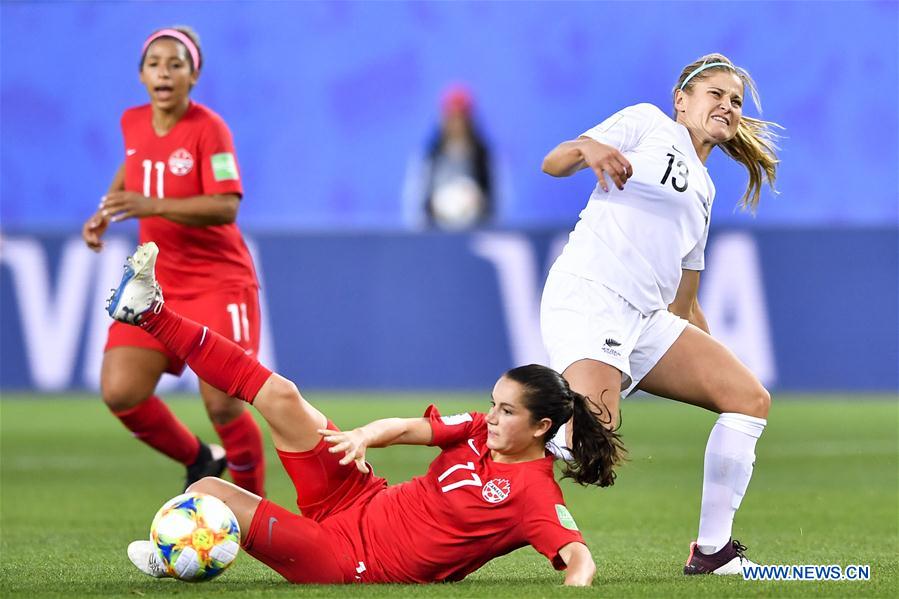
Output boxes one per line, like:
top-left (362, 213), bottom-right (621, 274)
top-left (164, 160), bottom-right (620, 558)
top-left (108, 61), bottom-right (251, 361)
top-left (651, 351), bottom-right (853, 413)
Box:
top-left (403, 85), bottom-right (494, 230)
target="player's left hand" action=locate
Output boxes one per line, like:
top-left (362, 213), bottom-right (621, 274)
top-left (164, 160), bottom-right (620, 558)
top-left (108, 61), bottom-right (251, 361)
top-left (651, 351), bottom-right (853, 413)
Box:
top-left (319, 428), bottom-right (370, 473)
top-left (100, 191), bottom-right (159, 222)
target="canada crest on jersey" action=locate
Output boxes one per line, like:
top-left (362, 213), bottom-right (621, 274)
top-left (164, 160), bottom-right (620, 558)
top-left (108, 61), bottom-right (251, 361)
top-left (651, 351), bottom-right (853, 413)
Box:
top-left (482, 478), bottom-right (511, 504)
top-left (168, 148), bottom-right (194, 176)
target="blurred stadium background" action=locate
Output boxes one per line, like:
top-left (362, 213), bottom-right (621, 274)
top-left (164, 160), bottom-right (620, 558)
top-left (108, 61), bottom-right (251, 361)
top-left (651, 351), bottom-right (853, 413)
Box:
top-left (1, 1), bottom-right (897, 596)
top-left (2, 1), bottom-right (896, 393)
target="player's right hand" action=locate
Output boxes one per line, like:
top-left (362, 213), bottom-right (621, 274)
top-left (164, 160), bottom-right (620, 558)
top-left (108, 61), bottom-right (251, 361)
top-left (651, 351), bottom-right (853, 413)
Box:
top-left (579, 139), bottom-right (633, 192)
top-left (82, 212), bottom-right (110, 252)
top-left (319, 428), bottom-right (370, 473)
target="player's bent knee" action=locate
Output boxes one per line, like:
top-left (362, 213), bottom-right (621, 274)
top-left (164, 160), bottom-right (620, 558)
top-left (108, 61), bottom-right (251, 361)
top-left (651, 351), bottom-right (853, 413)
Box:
top-left (755, 386), bottom-right (772, 418)
top-left (735, 384), bottom-right (770, 419)
top-left (257, 374), bottom-right (326, 433)
top-left (100, 380), bottom-right (146, 412)
top-left (204, 400), bottom-right (245, 426)
top-left (265, 376), bottom-right (302, 408)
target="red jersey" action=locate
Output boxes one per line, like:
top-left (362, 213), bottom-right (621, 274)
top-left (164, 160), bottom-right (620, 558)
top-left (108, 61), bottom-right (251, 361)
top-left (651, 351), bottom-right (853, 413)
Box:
top-left (324, 406), bottom-right (586, 583)
top-left (121, 102), bottom-right (257, 298)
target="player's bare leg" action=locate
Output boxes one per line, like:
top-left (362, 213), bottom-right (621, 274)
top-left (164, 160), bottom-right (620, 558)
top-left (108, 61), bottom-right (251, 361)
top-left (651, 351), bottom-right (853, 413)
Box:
top-left (100, 346), bottom-right (167, 413)
top-left (562, 358), bottom-right (623, 430)
top-left (637, 324), bottom-right (768, 575)
top-left (248, 375), bottom-right (328, 453)
top-left (637, 325), bottom-right (770, 418)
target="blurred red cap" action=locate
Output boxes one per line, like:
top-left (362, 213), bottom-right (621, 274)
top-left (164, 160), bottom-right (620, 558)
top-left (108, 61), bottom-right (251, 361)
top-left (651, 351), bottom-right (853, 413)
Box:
top-left (441, 85), bottom-right (473, 116)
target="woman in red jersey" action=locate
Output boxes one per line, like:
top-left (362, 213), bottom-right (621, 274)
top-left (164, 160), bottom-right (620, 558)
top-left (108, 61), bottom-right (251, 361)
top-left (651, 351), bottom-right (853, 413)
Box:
top-left (109, 243), bottom-right (622, 586)
top-left (80, 27), bottom-right (265, 495)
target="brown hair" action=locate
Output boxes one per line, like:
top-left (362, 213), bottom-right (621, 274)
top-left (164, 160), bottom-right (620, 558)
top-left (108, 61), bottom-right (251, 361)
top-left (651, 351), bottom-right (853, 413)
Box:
top-left (506, 364), bottom-right (626, 487)
top-left (674, 53), bottom-right (782, 212)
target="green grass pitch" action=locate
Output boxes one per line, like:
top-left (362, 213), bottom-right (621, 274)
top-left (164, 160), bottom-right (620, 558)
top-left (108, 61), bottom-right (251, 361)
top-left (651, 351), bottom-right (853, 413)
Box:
top-left (1, 393), bottom-right (896, 598)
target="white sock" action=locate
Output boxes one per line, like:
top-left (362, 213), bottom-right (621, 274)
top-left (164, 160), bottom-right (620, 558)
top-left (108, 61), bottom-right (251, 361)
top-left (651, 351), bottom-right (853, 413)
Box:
top-left (696, 412), bottom-right (766, 555)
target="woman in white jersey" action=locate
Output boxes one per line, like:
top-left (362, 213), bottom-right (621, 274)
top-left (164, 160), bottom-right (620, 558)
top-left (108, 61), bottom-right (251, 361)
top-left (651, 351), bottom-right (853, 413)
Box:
top-left (540, 53), bottom-right (780, 575)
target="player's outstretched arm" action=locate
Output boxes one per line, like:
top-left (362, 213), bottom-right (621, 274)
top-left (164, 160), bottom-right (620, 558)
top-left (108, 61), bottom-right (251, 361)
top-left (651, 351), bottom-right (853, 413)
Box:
top-left (559, 542), bottom-right (596, 586)
top-left (542, 139), bottom-right (591, 177)
top-left (319, 418), bottom-right (433, 473)
top-left (542, 137), bottom-right (632, 191)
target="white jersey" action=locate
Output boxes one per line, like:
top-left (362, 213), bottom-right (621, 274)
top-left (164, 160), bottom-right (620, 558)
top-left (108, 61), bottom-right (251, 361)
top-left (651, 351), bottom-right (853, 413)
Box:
top-left (550, 103), bottom-right (715, 315)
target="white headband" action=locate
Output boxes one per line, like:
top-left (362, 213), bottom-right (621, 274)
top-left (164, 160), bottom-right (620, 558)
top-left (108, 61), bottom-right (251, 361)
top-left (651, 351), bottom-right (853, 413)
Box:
top-left (679, 62), bottom-right (734, 90)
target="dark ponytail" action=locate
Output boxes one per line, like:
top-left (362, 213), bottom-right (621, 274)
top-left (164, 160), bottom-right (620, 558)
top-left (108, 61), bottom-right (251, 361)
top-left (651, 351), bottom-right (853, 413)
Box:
top-left (505, 364), bottom-right (626, 488)
top-left (565, 388), bottom-right (626, 487)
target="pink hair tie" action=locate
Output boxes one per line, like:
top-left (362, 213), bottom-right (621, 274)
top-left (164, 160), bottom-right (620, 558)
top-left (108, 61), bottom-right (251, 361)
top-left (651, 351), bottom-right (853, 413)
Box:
top-left (141, 28), bottom-right (201, 71)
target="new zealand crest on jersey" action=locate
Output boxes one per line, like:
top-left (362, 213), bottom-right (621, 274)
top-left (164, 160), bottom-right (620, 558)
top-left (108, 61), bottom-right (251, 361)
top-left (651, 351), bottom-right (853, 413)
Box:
top-left (482, 478), bottom-right (511, 504)
top-left (169, 148), bottom-right (194, 176)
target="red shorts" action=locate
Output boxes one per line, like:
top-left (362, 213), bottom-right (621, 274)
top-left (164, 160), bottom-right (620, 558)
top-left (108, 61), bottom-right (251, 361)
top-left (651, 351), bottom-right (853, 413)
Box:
top-left (242, 421), bottom-right (387, 583)
top-left (105, 285), bottom-right (260, 374)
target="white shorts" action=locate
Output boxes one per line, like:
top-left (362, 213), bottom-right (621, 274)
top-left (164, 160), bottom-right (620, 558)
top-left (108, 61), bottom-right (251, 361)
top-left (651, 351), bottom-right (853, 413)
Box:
top-left (540, 269), bottom-right (688, 394)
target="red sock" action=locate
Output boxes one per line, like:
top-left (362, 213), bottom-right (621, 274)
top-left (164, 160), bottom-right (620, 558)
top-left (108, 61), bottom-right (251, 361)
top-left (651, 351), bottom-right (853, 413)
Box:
top-left (141, 305), bottom-right (272, 404)
top-left (215, 410), bottom-right (266, 497)
top-left (113, 396), bottom-right (200, 465)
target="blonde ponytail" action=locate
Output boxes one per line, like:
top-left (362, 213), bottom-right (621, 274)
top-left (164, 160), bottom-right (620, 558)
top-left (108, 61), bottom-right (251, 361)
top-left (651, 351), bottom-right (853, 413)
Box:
top-left (720, 114), bottom-right (781, 211)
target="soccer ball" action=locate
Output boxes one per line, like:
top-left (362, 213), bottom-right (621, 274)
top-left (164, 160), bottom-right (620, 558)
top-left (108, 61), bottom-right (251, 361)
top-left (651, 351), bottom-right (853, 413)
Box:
top-left (150, 492), bottom-right (240, 582)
